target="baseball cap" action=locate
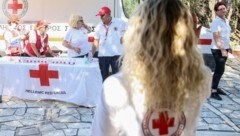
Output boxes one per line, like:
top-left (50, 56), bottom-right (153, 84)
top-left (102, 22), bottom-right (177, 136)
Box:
top-left (96, 6), bottom-right (111, 16)
top-left (36, 20), bottom-right (50, 28)
top-left (8, 15), bottom-right (19, 24)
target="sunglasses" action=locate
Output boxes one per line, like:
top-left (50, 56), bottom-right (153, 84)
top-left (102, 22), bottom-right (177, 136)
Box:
top-left (78, 20), bottom-right (83, 23)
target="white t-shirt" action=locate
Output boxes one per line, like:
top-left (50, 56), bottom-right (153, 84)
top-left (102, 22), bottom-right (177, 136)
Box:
top-left (211, 16), bottom-right (231, 49)
top-left (92, 70), bottom-right (211, 136)
top-left (94, 18), bottom-right (126, 57)
top-left (64, 27), bottom-right (91, 57)
top-left (4, 28), bottom-right (21, 47)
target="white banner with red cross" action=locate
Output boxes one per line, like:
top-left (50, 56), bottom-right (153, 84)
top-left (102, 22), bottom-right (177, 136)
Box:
top-left (0, 57), bottom-right (102, 107)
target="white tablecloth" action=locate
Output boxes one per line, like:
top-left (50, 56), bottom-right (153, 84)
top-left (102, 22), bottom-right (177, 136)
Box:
top-left (0, 57), bottom-right (102, 107)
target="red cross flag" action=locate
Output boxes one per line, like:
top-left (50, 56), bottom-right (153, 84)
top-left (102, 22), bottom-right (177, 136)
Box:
top-left (29, 64), bottom-right (59, 86)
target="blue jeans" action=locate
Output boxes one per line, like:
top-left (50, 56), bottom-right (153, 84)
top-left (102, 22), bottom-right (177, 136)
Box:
top-left (98, 56), bottom-right (121, 81)
top-left (211, 49), bottom-right (228, 89)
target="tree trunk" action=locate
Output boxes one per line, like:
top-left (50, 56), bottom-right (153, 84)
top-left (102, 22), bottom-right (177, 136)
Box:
top-left (227, 1), bottom-right (233, 21)
top-left (209, 0), bottom-right (217, 23)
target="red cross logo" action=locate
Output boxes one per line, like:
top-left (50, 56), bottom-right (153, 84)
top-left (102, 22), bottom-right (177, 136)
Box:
top-left (30, 64), bottom-right (59, 86)
top-left (152, 111), bottom-right (175, 135)
top-left (8, 0), bottom-right (23, 14)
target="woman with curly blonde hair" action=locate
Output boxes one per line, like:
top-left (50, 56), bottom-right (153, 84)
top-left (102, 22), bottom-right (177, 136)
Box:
top-left (92, 0), bottom-right (211, 135)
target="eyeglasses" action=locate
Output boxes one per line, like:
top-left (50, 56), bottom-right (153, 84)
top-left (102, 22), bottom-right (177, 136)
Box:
top-left (218, 7), bottom-right (226, 11)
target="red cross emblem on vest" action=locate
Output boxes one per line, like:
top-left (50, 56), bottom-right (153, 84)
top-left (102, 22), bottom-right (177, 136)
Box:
top-left (143, 109), bottom-right (186, 136)
top-left (29, 64), bottom-right (59, 86)
top-left (152, 111), bottom-right (175, 135)
top-left (8, 0), bottom-right (23, 14)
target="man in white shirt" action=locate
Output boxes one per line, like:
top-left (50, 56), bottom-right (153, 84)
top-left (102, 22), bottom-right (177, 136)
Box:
top-left (92, 6), bottom-right (126, 81)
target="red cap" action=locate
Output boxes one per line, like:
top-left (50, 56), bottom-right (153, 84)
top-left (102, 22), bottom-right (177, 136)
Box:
top-left (96, 6), bottom-right (111, 16)
top-left (8, 15), bottom-right (19, 24)
top-left (36, 20), bottom-right (50, 28)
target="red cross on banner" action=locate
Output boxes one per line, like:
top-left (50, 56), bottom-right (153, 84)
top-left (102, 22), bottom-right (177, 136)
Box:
top-left (152, 111), bottom-right (175, 135)
top-left (30, 64), bottom-right (59, 86)
top-left (8, 0), bottom-right (23, 14)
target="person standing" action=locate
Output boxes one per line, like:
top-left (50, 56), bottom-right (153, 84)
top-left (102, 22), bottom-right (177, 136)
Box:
top-left (3, 15), bottom-right (25, 56)
top-left (62, 14), bottom-right (92, 58)
top-left (210, 2), bottom-right (231, 100)
top-left (92, 6), bottom-right (126, 81)
top-left (24, 20), bottom-right (56, 57)
top-left (92, 0), bottom-right (211, 135)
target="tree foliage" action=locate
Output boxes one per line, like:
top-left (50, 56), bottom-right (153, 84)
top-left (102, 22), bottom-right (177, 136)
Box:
top-left (183, 0), bottom-right (239, 45)
top-left (122, 0), bottom-right (142, 18)
top-left (122, 0), bottom-right (239, 45)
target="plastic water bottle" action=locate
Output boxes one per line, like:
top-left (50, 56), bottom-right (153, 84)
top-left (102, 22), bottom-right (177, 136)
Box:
top-left (88, 51), bottom-right (93, 62)
top-left (84, 55), bottom-right (88, 64)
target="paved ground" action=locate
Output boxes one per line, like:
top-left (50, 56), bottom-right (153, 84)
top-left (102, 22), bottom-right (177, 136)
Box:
top-left (197, 57), bottom-right (240, 136)
top-left (0, 58), bottom-right (240, 136)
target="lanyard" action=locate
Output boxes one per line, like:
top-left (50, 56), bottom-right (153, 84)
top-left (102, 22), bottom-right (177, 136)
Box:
top-left (103, 22), bottom-right (112, 37)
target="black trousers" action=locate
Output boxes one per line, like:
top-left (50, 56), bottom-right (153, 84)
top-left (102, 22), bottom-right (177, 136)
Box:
top-left (211, 49), bottom-right (228, 90)
top-left (98, 55), bottom-right (120, 81)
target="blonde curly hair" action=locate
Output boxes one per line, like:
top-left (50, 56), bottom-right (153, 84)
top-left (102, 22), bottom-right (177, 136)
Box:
top-left (122, 0), bottom-right (208, 118)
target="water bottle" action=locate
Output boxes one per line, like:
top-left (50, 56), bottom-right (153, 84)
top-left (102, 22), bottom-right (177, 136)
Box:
top-left (88, 51), bottom-right (93, 62)
top-left (84, 55), bottom-right (88, 64)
